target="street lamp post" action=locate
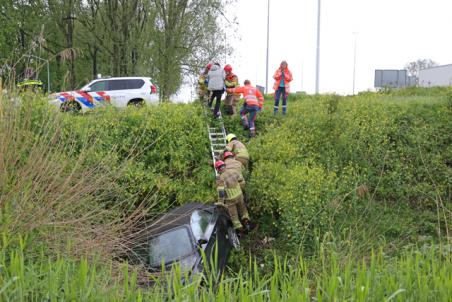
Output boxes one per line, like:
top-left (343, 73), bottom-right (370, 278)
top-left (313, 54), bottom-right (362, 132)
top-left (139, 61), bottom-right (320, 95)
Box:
top-left (265, 0), bottom-right (270, 94)
top-left (352, 32), bottom-right (358, 95)
top-left (27, 55), bottom-right (50, 92)
top-left (315, 0), bottom-right (321, 94)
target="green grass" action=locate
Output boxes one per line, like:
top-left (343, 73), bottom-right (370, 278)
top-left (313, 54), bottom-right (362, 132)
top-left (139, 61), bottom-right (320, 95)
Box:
top-left (1, 237), bottom-right (450, 301)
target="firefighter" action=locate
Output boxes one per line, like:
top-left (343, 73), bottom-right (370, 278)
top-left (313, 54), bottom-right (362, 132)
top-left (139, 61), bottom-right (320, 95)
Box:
top-left (215, 161), bottom-right (254, 233)
top-left (227, 80), bottom-right (264, 138)
top-left (197, 64), bottom-right (211, 104)
top-left (223, 151), bottom-right (245, 188)
top-left (225, 133), bottom-right (250, 168)
top-left (223, 64), bottom-right (239, 116)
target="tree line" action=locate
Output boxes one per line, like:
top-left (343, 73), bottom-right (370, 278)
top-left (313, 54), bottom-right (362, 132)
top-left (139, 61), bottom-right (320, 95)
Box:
top-left (0, 0), bottom-right (233, 100)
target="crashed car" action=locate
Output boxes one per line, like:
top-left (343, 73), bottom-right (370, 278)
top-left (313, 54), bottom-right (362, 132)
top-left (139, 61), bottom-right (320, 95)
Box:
top-left (133, 202), bottom-right (239, 279)
top-left (49, 76), bottom-right (158, 112)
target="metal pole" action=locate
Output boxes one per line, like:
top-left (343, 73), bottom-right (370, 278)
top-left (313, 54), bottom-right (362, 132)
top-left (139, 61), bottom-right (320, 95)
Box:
top-left (265, 0), bottom-right (270, 94)
top-left (352, 32), bottom-right (357, 95)
top-left (224, 32), bottom-right (227, 65)
top-left (47, 60), bottom-right (50, 92)
top-left (301, 60), bottom-right (303, 92)
top-left (27, 55), bottom-right (51, 92)
top-left (315, 0), bottom-right (321, 94)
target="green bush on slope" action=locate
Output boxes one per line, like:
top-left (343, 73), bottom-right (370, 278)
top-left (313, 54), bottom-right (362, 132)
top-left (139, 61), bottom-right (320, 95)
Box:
top-left (56, 103), bottom-right (215, 212)
top-left (230, 92), bottom-right (452, 250)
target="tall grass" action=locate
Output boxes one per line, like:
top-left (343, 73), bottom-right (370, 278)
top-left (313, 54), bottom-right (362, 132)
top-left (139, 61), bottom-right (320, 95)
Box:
top-left (1, 238), bottom-right (450, 301)
top-left (0, 95), bottom-right (151, 264)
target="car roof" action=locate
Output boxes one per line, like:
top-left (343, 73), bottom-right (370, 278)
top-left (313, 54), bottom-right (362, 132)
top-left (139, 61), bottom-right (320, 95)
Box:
top-left (145, 202), bottom-right (215, 237)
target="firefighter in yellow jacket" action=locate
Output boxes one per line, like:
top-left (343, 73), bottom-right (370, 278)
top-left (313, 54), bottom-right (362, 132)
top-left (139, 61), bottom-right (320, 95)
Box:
top-left (215, 160), bottom-right (252, 232)
top-left (223, 151), bottom-right (245, 189)
top-left (197, 64), bottom-right (211, 104)
top-left (225, 133), bottom-right (250, 168)
top-left (224, 64), bottom-right (240, 115)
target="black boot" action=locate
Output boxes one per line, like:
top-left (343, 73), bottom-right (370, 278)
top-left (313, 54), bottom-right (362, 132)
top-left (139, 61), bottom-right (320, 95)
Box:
top-left (242, 218), bottom-right (257, 232)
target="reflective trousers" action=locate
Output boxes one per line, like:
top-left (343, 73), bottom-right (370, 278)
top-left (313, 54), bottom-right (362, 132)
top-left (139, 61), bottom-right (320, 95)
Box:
top-left (240, 104), bottom-right (260, 132)
top-left (226, 194), bottom-right (250, 230)
top-left (274, 86), bottom-right (287, 114)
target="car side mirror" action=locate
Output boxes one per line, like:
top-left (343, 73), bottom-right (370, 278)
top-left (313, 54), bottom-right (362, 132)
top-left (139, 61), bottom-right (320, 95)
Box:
top-left (197, 239), bottom-right (208, 246)
top-left (84, 87), bottom-right (91, 92)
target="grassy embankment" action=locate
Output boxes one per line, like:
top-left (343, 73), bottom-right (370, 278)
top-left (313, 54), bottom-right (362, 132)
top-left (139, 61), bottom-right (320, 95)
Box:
top-left (0, 88), bottom-right (451, 300)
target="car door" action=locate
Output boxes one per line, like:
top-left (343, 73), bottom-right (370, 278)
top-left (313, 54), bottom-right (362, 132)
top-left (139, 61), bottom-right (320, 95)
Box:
top-left (85, 80), bottom-right (110, 107)
top-left (202, 214), bottom-right (232, 275)
top-left (105, 80), bottom-right (128, 107)
top-left (126, 79), bottom-right (147, 102)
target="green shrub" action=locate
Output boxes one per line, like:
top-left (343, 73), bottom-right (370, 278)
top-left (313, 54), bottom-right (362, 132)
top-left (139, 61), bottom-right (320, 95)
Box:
top-left (240, 92), bottom-right (451, 252)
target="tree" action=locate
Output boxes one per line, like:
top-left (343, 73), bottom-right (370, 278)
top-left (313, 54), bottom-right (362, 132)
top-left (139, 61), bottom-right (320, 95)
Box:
top-left (149, 0), bottom-right (233, 101)
top-left (0, 0), bottom-right (234, 96)
top-left (405, 59), bottom-right (438, 77)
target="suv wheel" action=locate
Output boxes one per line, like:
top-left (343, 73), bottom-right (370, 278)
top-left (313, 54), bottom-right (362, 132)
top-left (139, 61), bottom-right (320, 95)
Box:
top-left (60, 101), bottom-right (81, 113)
top-left (127, 99), bottom-right (144, 108)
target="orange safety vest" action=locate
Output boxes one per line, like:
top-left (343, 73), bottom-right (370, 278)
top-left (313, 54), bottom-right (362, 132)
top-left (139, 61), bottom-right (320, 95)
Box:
top-left (231, 85), bottom-right (264, 108)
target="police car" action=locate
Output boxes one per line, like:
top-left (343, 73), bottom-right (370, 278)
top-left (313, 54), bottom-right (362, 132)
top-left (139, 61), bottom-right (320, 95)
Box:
top-left (50, 76), bottom-right (158, 112)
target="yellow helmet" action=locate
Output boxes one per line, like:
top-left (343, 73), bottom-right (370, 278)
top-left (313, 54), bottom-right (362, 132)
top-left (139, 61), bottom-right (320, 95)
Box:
top-left (226, 133), bottom-right (236, 143)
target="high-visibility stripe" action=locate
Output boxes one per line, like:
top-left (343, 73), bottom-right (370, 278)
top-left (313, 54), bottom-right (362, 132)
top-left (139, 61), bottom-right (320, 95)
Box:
top-left (245, 99), bottom-right (259, 106)
top-left (96, 91), bottom-right (111, 102)
top-left (76, 90), bottom-right (93, 103)
top-left (60, 92), bottom-right (74, 101)
top-left (225, 186), bottom-right (242, 199)
top-left (76, 97), bottom-right (94, 108)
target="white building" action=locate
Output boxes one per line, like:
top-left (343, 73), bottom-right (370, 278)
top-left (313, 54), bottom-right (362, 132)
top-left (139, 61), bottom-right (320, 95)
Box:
top-left (419, 64), bottom-right (452, 87)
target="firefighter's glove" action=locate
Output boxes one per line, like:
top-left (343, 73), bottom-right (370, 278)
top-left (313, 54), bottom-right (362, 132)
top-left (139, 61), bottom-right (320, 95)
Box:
top-left (214, 201), bottom-right (226, 208)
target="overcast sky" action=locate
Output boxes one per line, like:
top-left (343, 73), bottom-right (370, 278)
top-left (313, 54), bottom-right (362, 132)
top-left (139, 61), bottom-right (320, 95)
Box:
top-left (223, 0), bottom-right (452, 95)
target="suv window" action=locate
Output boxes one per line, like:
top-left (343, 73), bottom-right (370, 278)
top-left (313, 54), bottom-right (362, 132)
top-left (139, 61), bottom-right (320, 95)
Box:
top-left (148, 227), bottom-right (194, 267)
top-left (190, 210), bottom-right (214, 241)
top-left (126, 79), bottom-right (145, 89)
top-left (107, 80), bottom-right (128, 91)
top-left (89, 81), bottom-right (107, 92)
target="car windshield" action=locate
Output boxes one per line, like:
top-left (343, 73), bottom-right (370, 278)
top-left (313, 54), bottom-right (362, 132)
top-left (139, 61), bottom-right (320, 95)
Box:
top-left (190, 210), bottom-right (214, 241)
top-left (148, 227), bottom-right (194, 267)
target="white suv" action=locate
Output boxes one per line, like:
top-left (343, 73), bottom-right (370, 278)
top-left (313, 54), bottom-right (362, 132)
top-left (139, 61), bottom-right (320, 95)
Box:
top-left (50, 77), bottom-right (159, 112)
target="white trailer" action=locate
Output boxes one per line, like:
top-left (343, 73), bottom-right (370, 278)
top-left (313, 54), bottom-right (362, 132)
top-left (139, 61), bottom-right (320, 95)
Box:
top-left (419, 64), bottom-right (452, 87)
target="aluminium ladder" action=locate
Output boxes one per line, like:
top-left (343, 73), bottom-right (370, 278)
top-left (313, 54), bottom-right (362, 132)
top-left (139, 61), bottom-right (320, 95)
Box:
top-left (203, 106), bottom-right (241, 250)
top-left (207, 113), bottom-right (228, 176)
